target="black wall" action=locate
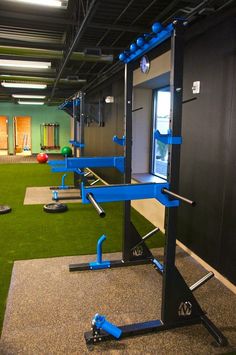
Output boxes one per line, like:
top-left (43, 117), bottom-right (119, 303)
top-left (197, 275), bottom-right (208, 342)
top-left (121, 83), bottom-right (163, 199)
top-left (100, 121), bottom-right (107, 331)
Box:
top-left (178, 14), bottom-right (236, 284)
top-left (84, 73), bottom-right (124, 183)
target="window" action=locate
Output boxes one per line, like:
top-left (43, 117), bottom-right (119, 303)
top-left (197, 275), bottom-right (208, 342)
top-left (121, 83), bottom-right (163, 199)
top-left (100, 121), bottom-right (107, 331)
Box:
top-left (152, 87), bottom-right (170, 179)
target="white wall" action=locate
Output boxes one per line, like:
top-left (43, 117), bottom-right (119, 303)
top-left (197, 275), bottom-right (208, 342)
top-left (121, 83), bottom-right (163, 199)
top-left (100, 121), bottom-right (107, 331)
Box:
top-left (133, 51), bottom-right (170, 86)
top-left (131, 179), bottom-right (165, 232)
top-left (132, 88), bottom-right (152, 174)
top-left (131, 51), bottom-right (171, 231)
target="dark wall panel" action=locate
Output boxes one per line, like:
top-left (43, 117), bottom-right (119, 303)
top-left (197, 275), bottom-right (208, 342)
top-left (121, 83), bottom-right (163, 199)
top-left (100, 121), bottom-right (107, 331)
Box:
top-left (178, 16), bottom-right (236, 283)
top-left (219, 56), bottom-right (236, 282)
top-left (84, 73), bottom-right (124, 184)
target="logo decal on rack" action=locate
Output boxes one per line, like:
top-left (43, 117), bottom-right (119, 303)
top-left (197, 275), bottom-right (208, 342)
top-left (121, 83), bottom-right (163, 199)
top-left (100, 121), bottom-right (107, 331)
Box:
top-left (178, 301), bottom-right (192, 316)
top-left (132, 246), bottom-right (143, 257)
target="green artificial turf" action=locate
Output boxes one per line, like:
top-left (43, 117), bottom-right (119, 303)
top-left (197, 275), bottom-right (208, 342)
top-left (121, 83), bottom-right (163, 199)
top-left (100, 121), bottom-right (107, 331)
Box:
top-left (0, 163), bottom-right (164, 330)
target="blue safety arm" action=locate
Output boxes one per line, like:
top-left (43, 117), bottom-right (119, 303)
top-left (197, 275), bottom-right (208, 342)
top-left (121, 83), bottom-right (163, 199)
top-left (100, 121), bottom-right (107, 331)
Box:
top-left (69, 140), bottom-right (85, 148)
top-left (53, 156), bottom-right (125, 173)
top-left (81, 182), bottom-right (179, 208)
top-left (48, 156), bottom-right (124, 173)
top-left (119, 23), bottom-right (173, 64)
top-left (154, 129), bottom-right (182, 145)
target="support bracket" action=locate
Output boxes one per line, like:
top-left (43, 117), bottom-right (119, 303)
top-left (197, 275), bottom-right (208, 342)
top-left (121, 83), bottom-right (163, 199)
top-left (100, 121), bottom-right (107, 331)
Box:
top-left (69, 140), bottom-right (85, 148)
top-left (113, 135), bottom-right (126, 146)
top-left (81, 182), bottom-right (179, 208)
top-left (154, 129), bottom-right (182, 145)
top-left (48, 156), bottom-right (125, 174)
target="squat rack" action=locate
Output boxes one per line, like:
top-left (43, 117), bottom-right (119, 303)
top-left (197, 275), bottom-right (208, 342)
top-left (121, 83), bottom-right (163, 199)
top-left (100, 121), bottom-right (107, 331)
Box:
top-left (49, 92), bottom-right (87, 198)
top-left (75, 19), bottom-right (227, 346)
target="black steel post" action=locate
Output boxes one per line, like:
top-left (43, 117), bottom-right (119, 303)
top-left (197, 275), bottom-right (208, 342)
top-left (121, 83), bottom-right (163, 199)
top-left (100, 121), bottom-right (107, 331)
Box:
top-left (73, 94), bottom-right (79, 158)
top-left (79, 91), bottom-right (85, 158)
top-left (73, 93), bottom-right (81, 188)
top-left (78, 91), bottom-right (86, 191)
top-left (123, 62), bottom-right (133, 261)
top-left (161, 21), bottom-right (185, 323)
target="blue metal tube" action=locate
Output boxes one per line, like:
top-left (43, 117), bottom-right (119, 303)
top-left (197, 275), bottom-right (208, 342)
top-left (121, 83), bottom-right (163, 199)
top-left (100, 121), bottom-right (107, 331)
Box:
top-left (101, 319), bottom-right (122, 339)
top-left (61, 174), bottom-right (67, 188)
top-left (96, 234), bottom-right (106, 264)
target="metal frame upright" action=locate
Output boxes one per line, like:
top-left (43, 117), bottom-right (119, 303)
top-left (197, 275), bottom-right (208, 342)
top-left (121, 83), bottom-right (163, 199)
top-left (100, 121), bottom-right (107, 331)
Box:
top-left (72, 91), bottom-right (85, 188)
top-left (82, 19), bottom-right (228, 346)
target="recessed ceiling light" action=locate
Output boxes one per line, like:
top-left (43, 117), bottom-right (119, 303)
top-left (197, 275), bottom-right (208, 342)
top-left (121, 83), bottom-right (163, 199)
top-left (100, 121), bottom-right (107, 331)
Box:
top-left (1, 82), bottom-right (47, 89)
top-left (18, 101), bottom-right (45, 105)
top-left (0, 59), bottom-right (51, 69)
top-left (13, 0), bottom-right (62, 7)
top-left (12, 94), bottom-right (46, 99)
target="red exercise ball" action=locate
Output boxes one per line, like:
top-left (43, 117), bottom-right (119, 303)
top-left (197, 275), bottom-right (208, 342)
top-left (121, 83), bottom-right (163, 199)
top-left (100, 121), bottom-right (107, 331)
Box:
top-left (37, 153), bottom-right (48, 164)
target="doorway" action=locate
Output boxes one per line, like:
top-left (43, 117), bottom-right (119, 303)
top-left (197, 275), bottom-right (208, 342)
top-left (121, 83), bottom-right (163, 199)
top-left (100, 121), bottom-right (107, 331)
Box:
top-left (13, 116), bottom-right (32, 155)
top-left (0, 116), bottom-right (9, 155)
top-left (152, 86), bottom-right (170, 179)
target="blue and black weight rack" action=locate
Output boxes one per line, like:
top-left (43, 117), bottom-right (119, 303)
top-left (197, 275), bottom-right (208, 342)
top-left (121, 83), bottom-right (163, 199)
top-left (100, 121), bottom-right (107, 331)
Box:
top-left (72, 19), bottom-right (227, 346)
top-left (49, 92), bottom-right (86, 200)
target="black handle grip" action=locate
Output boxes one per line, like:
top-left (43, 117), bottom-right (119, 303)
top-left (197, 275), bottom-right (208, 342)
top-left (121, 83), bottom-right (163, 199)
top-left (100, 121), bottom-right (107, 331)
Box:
top-left (162, 188), bottom-right (196, 206)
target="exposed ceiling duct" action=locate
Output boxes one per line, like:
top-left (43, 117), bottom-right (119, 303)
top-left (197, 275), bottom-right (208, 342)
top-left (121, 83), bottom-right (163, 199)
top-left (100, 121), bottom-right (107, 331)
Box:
top-left (0, 0), bottom-right (234, 103)
top-left (0, 46), bottom-right (113, 63)
top-left (0, 74), bottom-right (87, 84)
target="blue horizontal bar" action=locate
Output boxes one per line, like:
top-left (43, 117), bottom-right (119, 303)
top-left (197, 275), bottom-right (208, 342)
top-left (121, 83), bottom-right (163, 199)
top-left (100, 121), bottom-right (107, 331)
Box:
top-left (48, 160), bottom-right (65, 166)
top-left (58, 98), bottom-right (80, 110)
top-left (69, 140), bottom-right (85, 148)
top-left (49, 156), bottom-right (125, 174)
top-left (81, 183), bottom-right (179, 208)
top-left (121, 24), bottom-right (173, 64)
top-left (65, 156), bottom-right (125, 174)
top-left (89, 261), bottom-right (111, 270)
top-left (51, 167), bottom-right (82, 173)
top-left (154, 130), bottom-right (182, 145)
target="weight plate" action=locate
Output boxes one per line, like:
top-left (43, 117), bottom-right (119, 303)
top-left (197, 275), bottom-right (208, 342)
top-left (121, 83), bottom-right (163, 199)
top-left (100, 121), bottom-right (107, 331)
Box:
top-left (43, 203), bottom-right (68, 213)
top-left (0, 205), bottom-right (12, 214)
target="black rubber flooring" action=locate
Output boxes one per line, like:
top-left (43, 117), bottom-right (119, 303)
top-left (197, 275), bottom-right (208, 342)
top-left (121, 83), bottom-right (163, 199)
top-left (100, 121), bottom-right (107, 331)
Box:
top-left (0, 247), bottom-right (235, 354)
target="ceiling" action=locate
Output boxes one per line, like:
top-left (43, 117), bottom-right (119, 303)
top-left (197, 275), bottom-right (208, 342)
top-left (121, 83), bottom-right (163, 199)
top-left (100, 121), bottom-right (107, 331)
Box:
top-left (0, 0), bottom-right (234, 105)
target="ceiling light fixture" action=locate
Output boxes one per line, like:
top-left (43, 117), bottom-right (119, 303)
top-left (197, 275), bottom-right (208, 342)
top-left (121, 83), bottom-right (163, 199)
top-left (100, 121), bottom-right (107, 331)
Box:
top-left (13, 0), bottom-right (62, 7)
top-left (1, 82), bottom-right (47, 89)
top-left (12, 94), bottom-right (46, 99)
top-left (18, 101), bottom-right (45, 105)
top-left (0, 59), bottom-right (51, 69)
